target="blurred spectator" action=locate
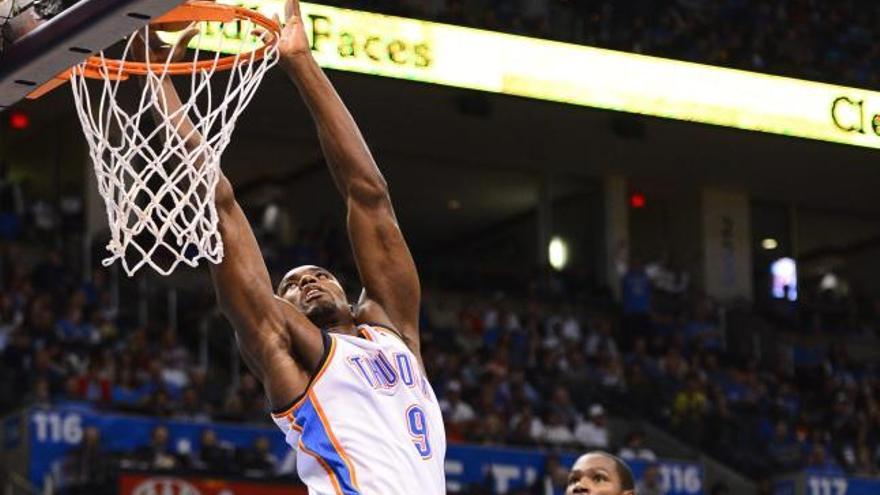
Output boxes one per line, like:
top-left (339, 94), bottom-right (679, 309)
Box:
top-left (28, 377), bottom-right (53, 408)
top-left (805, 443), bottom-right (844, 475)
top-left (145, 389), bottom-right (175, 418)
top-left (672, 373), bottom-right (708, 445)
top-left (621, 257), bottom-right (652, 349)
top-left (174, 386), bottom-right (211, 423)
top-left (193, 429), bottom-right (231, 472)
top-left (574, 404), bottom-right (609, 449)
top-left (188, 367), bottom-right (224, 411)
top-left (636, 463), bottom-right (664, 495)
top-left (158, 327), bottom-right (191, 391)
top-left (584, 315), bottom-right (619, 358)
top-left (132, 425), bottom-right (182, 470)
top-left (32, 347), bottom-right (65, 396)
top-left (532, 454), bottom-right (569, 495)
top-left (440, 380), bottom-right (476, 439)
top-left (684, 297), bottom-right (723, 351)
top-left (56, 303), bottom-right (98, 347)
top-left (237, 373), bottom-right (269, 423)
top-left (618, 430), bottom-right (657, 462)
top-left (237, 436), bottom-right (279, 478)
top-left (474, 412), bottom-right (507, 445)
top-left (507, 404), bottom-right (543, 447)
top-left (62, 426), bottom-right (111, 495)
top-left (76, 359), bottom-right (111, 405)
top-left (541, 410), bottom-right (576, 448)
top-left (111, 351), bottom-right (152, 409)
top-left (217, 392), bottom-right (246, 423)
top-left (548, 385), bottom-right (580, 427)
top-left (765, 420), bottom-right (802, 472)
top-left (853, 443), bottom-right (879, 478)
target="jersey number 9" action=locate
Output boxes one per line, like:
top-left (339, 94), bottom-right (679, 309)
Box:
top-left (406, 405), bottom-right (432, 459)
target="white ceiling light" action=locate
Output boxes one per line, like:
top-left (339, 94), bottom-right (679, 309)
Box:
top-left (762, 238), bottom-right (779, 250)
top-left (549, 236), bottom-right (569, 271)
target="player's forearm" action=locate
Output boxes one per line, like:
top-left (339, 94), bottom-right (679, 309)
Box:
top-left (280, 54), bottom-right (389, 204)
top-left (144, 77), bottom-right (203, 153)
top-left (157, 79), bottom-right (203, 153)
top-left (210, 194), bottom-right (277, 324)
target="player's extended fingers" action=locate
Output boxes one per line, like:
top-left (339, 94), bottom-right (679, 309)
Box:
top-left (129, 29), bottom-right (149, 62)
top-left (284, 0), bottom-right (300, 20)
top-left (171, 27), bottom-right (200, 61)
top-left (250, 26), bottom-right (272, 43)
top-left (147, 28), bottom-right (167, 52)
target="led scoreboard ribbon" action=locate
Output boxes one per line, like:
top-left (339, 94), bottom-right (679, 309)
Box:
top-left (179, 1), bottom-right (880, 150)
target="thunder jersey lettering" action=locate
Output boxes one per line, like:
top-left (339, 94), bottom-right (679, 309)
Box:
top-left (271, 325), bottom-right (446, 495)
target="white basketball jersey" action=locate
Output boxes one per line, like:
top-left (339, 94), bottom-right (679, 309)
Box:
top-left (272, 324), bottom-right (447, 495)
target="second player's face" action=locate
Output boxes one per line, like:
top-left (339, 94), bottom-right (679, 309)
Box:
top-left (565, 454), bottom-right (633, 495)
top-left (279, 265), bottom-right (349, 319)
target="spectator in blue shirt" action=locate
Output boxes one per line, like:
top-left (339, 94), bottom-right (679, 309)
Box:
top-left (621, 257), bottom-right (652, 350)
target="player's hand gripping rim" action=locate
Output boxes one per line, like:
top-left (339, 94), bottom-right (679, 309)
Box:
top-left (129, 23), bottom-right (201, 67)
top-left (277, 0), bottom-right (313, 66)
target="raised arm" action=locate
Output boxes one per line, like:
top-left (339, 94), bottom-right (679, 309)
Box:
top-left (135, 28), bottom-right (323, 408)
top-left (278, 0), bottom-right (422, 355)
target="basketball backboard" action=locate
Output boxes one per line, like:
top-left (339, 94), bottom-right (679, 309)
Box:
top-left (0, 0), bottom-right (183, 109)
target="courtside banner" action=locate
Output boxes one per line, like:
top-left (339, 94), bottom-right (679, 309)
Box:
top-left (175, 1), bottom-right (880, 150)
top-left (27, 405), bottom-right (702, 494)
top-left (26, 404), bottom-right (292, 490)
top-left (119, 471), bottom-right (306, 495)
top-left (804, 471), bottom-right (880, 495)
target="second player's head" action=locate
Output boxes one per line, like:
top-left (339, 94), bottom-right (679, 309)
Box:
top-left (277, 265), bottom-right (352, 328)
top-left (566, 451), bottom-right (635, 495)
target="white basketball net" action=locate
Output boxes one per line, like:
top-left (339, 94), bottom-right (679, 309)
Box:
top-left (70, 21), bottom-right (279, 276)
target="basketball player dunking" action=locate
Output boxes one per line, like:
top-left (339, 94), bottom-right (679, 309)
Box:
top-left (141, 0), bottom-right (446, 492)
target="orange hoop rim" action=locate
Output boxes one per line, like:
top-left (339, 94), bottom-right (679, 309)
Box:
top-left (78, 1), bottom-right (281, 78)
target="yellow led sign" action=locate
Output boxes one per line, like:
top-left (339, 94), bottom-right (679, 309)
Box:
top-left (175, 0), bottom-right (880, 149)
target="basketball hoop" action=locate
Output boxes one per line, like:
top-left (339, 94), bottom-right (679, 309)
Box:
top-left (63, 1), bottom-right (281, 276)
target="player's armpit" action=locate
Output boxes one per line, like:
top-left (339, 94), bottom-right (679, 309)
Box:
top-left (232, 322), bottom-right (307, 406)
top-left (230, 299), bottom-right (327, 408)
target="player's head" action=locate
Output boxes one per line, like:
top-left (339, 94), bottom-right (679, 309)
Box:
top-left (277, 265), bottom-right (352, 328)
top-left (566, 451), bottom-right (635, 495)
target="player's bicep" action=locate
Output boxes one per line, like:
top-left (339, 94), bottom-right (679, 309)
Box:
top-left (347, 200), bottom-right (421, 340)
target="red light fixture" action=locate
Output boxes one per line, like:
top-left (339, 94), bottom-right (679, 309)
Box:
top-left (630, 192), bottom-right (646, 209)
top-left (9, 110), bottom-right (29, 130)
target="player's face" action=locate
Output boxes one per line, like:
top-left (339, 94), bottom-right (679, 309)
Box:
top-left (566, 454), bottom-right (633, 495)
top-left (278, 265), bottom-right (350, 323)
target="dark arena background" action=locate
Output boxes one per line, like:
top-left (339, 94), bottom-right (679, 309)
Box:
top-left (2, 1), bottom-right (880, 494)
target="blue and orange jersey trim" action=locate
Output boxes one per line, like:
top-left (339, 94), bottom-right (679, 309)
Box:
top-left (284, 393), bottom-right (362, 494)
top-left (271, 336), bottom-right (361, 494)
